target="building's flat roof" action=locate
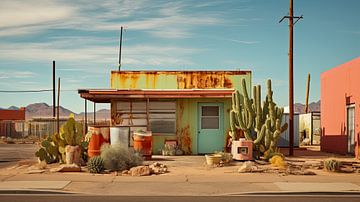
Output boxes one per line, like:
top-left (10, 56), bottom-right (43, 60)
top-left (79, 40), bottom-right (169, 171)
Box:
top-left (111, 70), bottom-right (251, 75)
top-left (78, 89), bottom-right (234, 103)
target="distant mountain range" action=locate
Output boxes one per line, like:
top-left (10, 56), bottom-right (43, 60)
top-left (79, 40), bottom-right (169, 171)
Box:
top-left (294, 100), bottom-right (320, 113)
top-left (1, 103), bottom-right (110, 120)
top-left (2, 100), bottom-right (320, 120)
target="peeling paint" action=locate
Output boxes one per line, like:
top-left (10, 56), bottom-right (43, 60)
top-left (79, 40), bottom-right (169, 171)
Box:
top-left (111, 71), bottom-right (250, 90)
top-left (178, 125), bottom-right (192, 154)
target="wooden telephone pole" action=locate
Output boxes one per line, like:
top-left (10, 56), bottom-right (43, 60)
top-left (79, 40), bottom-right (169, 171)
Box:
top-left (280, 0), bottom-right (303, 156)
top-left (305, 73), bottom-right (311, 113)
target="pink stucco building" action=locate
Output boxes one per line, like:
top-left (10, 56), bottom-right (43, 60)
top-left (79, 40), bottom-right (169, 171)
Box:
top-left (321, 57), bottom-right (360, 158)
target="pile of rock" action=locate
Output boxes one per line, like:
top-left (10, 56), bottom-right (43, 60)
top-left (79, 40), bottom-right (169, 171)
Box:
top-left (121, 162), bottom-right (168, 176)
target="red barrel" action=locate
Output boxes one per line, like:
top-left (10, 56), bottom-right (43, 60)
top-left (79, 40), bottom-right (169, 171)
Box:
top-left (133, 131), bottom-right (152, 160)
top-left (88, 126), bottom-right (105, 158)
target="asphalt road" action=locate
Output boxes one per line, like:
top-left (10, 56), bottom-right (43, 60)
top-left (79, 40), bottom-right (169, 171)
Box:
top-left (0, 143), bottom-right (38, 168)
top-left (1, 194), bottom-right (360, 202)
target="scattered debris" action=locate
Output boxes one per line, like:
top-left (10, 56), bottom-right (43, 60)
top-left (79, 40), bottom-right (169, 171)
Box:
top-left (286, 167), bottom-right (316, 175)
top-left (238, 161), bottom-right (257, 173)
top-left (24, 169), bottom-right (45, 174)
top-left (149, 162), bottom-right (168, 174)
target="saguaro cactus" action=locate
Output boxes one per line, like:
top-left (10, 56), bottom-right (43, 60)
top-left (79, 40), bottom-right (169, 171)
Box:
top-left (230, 78), bottom-right (288, 157)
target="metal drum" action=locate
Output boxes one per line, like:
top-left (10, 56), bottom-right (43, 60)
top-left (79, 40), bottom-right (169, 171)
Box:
top-left (110, 126), bottom-right (130, 148)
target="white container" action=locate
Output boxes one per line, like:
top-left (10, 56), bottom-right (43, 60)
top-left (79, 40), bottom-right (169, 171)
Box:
top-left (110, 127), bottom-right (130, 148)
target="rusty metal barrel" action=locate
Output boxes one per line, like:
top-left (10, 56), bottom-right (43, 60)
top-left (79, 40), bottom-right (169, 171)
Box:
top-left (133, 131), bottom-right (152, 160)
top-left (87, 126), bottom-right (105, 158)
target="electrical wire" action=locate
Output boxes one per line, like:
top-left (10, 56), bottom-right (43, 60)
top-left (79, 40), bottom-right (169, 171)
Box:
top-left (0, 89), bottom-right (78, 93)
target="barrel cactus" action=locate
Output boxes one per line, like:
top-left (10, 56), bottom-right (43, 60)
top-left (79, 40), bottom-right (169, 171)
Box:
top-left (324, 158), bottom-right (341, 172)
top-left (87, 156), bottom-right (105, 173)
top-left (230, 78), bottom-right (288, 158)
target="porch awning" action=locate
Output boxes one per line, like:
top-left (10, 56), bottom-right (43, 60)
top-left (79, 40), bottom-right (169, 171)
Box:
top-left (78, 89), bottom-right (234, 103)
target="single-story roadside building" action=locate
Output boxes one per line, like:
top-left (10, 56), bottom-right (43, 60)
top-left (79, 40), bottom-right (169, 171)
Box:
top-left (79, 70), bottom-right (251, 154)
top-left (0, 107), bottom-right (26, 138)
top-left (321, 57), bottom-right (360, 158)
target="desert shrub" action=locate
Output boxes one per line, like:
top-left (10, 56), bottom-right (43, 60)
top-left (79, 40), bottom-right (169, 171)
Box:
top-left (87, 156), bottom-right (105, 174)
top-left (269, 155), bottom-right (286, 168)
top-left (100, 145), bottom-right (143, 171)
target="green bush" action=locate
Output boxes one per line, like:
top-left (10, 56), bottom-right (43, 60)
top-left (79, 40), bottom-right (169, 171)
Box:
top-left (100, 145), bottom-right (143, 171)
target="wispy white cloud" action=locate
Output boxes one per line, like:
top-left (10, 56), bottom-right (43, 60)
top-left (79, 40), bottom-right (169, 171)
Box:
top-left (0, 71), bottom-right (37, 79)
top-left (0, 0), bottom-right (224, 39)
top-left (0, 39), bottom-right (201, 71)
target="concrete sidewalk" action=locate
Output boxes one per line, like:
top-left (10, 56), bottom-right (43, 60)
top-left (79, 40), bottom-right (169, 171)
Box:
top-left (1, 155), bottom-right (360, 196)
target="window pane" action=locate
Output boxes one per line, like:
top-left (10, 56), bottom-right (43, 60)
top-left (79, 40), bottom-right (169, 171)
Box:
top-left (150, 120), bottom-right (176, 133)
top-left (202, 106), bottom-right (219, 116)
top-left (201, 117), bottom-right (219, 129)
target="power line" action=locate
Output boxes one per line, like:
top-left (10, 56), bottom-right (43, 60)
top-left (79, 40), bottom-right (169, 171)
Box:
top-left (0, 89), bottom-right (52, 93)
top-left (0, 89), bottom-right (78, 93)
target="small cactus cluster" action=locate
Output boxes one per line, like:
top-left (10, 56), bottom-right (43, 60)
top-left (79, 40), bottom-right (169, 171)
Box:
top-left (324, 158), bottom-right (341, 172)
top-left (230, 79), bottom-right (288, 158)
top-left (87, 156), bottom-right (105, 173)
top-left (35, 115), bottom-right (86, 164)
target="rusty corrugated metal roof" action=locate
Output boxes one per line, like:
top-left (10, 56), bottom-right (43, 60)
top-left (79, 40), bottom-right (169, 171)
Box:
top-left (78, 89), bottom-right (234, 103)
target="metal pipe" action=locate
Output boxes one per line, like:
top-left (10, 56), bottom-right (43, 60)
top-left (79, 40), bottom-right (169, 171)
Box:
top-left (118, 26), bottom-right (123, 71)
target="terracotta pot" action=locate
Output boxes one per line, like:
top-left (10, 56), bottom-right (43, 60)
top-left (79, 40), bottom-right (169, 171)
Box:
top-left (205, 154), bottom-right (222, 166)
top-left (65, 145), bottom-right (81, 165)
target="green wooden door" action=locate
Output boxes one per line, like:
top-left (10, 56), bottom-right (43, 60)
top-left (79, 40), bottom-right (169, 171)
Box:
top-left (198, 103), bottom-right (224, 154)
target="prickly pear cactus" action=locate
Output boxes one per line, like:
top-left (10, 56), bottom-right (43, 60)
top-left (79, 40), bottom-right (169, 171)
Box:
top-left (230, 78), bottom-right (288, 158)
top-left (35, 115), bottom-right (87, 164)
top-left (35, 137), bottom-right (59, 164)
top-left (61, 115), bottom-right (83, 146)
top-left (87, 156), bottom-right (105, 173)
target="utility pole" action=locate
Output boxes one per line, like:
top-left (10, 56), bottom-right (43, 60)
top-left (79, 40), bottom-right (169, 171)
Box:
top-left (52, 61), bottom-right (56, 118)
top-left (305, 73), bottom-right (311, 113)
top-left (279, 0), bottom-right (303, 156)
top-left (118, 26), bottom-right (123, 71)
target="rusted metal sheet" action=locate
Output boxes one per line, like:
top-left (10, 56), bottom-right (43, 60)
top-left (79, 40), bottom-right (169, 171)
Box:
top-left (79, 89), bottom-right (234, 103)
top-left (111, 70), bottom-right (251, 90)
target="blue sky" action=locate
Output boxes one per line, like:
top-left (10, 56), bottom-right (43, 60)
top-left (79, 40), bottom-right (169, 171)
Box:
top-left (0, 0), bottom-right (359, 113)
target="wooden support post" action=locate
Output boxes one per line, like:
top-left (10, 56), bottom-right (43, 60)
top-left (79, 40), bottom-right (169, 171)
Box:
top-left (57, 77), bottom-right (60, 135)
top-left (146, 98), bottom-right (150, 131)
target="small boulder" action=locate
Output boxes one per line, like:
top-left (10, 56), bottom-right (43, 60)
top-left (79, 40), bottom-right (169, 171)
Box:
top-left (121, 170), bottom-right (129, 175)
top-left (54, 164), bottom-right (81, 172)
top-left (129, 166), bottom-right (151, 176)
top-left (238, 161), bottom-right (255, 173)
